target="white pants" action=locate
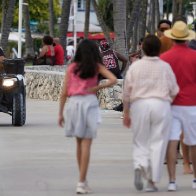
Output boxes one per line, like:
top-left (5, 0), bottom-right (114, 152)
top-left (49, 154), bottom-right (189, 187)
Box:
top-left (131, 98), bottom-right (172, 182)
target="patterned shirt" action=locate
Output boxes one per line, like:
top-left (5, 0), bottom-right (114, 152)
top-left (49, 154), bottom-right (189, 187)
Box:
top-left (101, 49), bottom-right (122, 79)
top-left (123, 56), bottom-right (179, 103)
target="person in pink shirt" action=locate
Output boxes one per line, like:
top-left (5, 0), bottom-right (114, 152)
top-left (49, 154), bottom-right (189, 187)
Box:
top-left (160, 21), bottom-right (196, 191)
top-left (53, 38), bottom-right (65, 65)
top-left (58, 39), bottom-right (117, 194)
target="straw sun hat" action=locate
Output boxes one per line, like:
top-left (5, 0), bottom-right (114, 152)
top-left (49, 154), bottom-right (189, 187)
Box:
top-left (164, 21), bottom-right (195, 40)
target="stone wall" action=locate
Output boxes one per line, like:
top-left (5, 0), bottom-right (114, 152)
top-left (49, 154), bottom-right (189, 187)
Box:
top-left (25, 66), bottom-right (123, 109)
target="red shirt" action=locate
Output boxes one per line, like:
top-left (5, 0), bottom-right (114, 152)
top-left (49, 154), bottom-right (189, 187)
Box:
top-left (160, 43), bottom-right (196, 106)
top-left (54, 44), bottom-right (64, 65)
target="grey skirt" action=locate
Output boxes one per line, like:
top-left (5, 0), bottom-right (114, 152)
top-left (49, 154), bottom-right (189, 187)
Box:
top-left (64, 94), bottom-right (101, 139)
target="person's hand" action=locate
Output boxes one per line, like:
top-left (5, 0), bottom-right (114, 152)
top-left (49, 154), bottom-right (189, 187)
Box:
top-left (58, 115), bottom-right (65, 127)
top-left (130, 55), bottom-right (139, 63)
top-left (123, 113), bottom-right (131, 128)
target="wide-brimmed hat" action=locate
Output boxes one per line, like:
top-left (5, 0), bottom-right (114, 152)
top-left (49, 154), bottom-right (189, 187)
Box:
top-left (164, 21), bottom-right (195, 40)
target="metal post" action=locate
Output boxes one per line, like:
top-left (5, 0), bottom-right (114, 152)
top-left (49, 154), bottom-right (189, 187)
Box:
top-left (73, 0), bottom-right (77, 53)
top-left (18, 0), bottom-right (23, 58)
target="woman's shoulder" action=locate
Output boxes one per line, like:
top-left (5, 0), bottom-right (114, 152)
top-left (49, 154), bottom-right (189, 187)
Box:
top-left (158, 58), bottom-right (171, 67)
top-left (67, 62), bottom-right (76, 71)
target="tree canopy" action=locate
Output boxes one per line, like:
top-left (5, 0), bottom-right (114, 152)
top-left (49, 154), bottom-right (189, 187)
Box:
top-left (0, 0), bottom-right (61, 28)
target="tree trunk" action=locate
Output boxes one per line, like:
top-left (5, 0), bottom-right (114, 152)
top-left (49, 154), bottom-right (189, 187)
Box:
top-left (131, 13), bottom-right (139, 53)
top-left (172, 0), bottom-right (178, 22)
top-left (177, 0), bottom-right (183, 16)
top-left (126, 0), bottom-right (141, 50)
top-left (113, 0), bottom-right (127, 56)
top-left (150, 0), bottom-right (156, 34)
top-left (49, 0), bottom-right (55, 37)
top-left (0, 0), bottom-right (16, 54)
top-left (23, 0), bottom-right (35, 59)
top-left (1, 0), bottom-right (6, 34)
top-left (155, 0), bottom-right (160, 28)
top-left (84, 0), bottom-right (90, 39)
top-left (139, 0), bottom-right (148, 40)
top-left (92, 0), bottom-right (113, 46)
top-left (166, 0), bottom-right (170, 19)
top-left (59, 0), bottom-right (72, 61)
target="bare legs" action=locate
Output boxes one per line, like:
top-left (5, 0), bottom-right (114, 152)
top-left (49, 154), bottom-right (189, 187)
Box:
top-left (167, 141), bottom-right (196, 190)
top-left (180, 133), bottom-right (193, 174)
top-left (190, 145), bottom-right (196, 179)
top-left (166, 140), bottom-right (178, 182)
top-left (76, 137), bottom-right (92, 182)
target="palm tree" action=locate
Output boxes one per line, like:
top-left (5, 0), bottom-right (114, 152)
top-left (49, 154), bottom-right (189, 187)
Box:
top-left (173, 0), bottom-right (183, 18)
top-left (59, 0), bottom-right (72, 60)
top-left (172, 0), bottom-right (178, 21)
top-left (150, 0), bottom-right (156, 34)
top-left (92, 0), bottom-right (113, 45)
top-left (97, 0), bottom-right (113, 31)
top-left (139, 0), bottom-right (148, 40)
top-left (155, 0), bottom-right (160, 28)
top-left (126, 0), bottom-right (141, 50)
top-left (131, 10), bottom-right (140, 53)
top-left (113, 0), bottom-right (127, 56)
top-left (0, 0), bottom-right (16, 53)
top-left (84, 0), bottom-right (90, 39)
top-left (49, 0), bottom-right (55, 37)
top-left (23, 0), bottom-right (35, 59)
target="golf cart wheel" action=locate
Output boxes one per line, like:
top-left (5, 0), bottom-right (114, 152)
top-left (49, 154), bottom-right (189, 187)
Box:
top-left (12, 93), bottom-right (26, 126)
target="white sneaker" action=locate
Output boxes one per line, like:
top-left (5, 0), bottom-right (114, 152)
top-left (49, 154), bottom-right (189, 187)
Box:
top-left (76, 181), bottom-right (92, 194)
top-left (84, 181), bottom-right (92, 193)
top-left (134, 168), bottom-right (143, 191)
top-left (168, 182), bottom-right (177, 191)
top-left (192, 180), bottom-right (196, 189)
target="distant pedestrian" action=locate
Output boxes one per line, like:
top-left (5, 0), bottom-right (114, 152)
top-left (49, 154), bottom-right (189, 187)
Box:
top-left (53, 38), bottom-right (65, 65)
top-left (66, 41), bottom-right (74, 63)
top-left (123, 35), bottom-right (179, 192)
top-left (34, 35), bottom-right (55, 66)
top-left (99, 39), bottom-right (128, 113)
top-left (129, 38), bottom-right (144, 62)
top-left (99, 39), bottom-right (128, 79)
top-left (58, 39), bottom-right (117, 194)
top-left (0, 48), bottom-right (5, 73)
top-left (157, 19), bottom-right (173, 54)
top-left (160, 20), bottom-right (196, 191)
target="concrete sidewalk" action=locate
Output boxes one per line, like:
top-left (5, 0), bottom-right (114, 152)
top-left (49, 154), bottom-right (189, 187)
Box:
top-left (0, 99), bottom-right (195, 196)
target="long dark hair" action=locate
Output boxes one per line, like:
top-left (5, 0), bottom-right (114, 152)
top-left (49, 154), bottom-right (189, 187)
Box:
top-left (74, 39), bottom-right (102, 79)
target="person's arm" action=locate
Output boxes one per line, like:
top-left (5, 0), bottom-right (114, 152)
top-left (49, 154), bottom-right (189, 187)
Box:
top-left (0, 48), bottom-right (5, 63)
top-left (116, 52), bottom-right (128, 73)
top-left (58, 71), bottom-right (68, 127)
top-left (167, 65), bottom-right (179, 100)
top-left (122, 68), bottom-right (132, 128)
top-left (88, 64), bottom-right (117, 93)
top-left (39, 45), bottom-right (48, 58)
top-left (0, 56), bottom-right (5, 63)
top-left (98, 64), bottom-right (117, 87)
top-left (123, 101), bottom-right (131, 128)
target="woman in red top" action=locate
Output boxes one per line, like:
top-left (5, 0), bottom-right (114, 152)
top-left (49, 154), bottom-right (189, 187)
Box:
top-left (36, 35), bottom-right (55, 65)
